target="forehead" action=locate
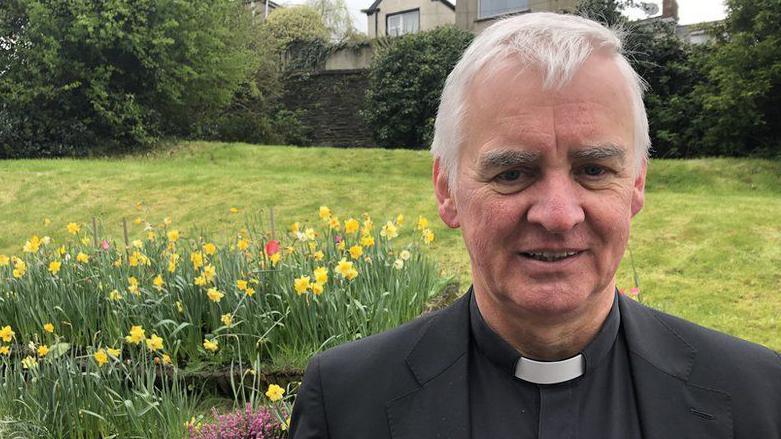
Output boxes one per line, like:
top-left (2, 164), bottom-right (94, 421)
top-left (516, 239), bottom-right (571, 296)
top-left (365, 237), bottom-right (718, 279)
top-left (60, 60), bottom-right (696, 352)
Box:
top-left (461, 53), bottom-right (636, 163)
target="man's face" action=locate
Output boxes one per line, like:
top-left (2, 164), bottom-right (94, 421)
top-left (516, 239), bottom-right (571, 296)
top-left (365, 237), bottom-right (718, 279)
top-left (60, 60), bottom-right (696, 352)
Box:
top-left (435, 53), bottom-right (646, 321)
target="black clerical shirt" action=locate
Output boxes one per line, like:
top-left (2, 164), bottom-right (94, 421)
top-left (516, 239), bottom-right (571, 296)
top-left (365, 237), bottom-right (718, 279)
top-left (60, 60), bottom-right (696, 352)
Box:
top-left (469, 293), bottom-right (642, 438)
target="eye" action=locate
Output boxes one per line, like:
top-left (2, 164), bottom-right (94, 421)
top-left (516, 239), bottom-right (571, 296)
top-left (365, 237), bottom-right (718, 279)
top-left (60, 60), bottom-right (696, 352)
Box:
top-left (581, 165), bottom-right (607, 178)
top-left (496, 169), bottom-right (522, 182)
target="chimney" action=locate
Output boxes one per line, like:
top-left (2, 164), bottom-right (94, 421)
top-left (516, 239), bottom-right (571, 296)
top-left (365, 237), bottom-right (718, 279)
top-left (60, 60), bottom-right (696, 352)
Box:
top-left (662, 0), bottom-right (679, 20)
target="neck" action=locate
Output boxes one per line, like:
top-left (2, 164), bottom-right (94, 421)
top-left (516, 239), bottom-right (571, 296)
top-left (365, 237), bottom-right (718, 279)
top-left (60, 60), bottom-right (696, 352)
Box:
top-left (474, 285), bottom-right (615, 361)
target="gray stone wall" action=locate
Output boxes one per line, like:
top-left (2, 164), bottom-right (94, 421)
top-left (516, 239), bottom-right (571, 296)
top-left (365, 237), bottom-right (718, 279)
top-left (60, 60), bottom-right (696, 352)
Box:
top-left (282, 70), bottom-right (375, 148)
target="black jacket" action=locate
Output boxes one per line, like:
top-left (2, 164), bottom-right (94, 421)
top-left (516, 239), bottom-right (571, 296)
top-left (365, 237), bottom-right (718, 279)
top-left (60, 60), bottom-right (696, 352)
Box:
top-left (290, 291), bottom-right (781, 438)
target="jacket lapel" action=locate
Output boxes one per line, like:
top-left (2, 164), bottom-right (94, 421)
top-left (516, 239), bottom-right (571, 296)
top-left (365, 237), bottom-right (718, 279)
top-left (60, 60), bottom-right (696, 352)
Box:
top-left (619, 294), bottom-right (733, 439)
top-left (385, 292), bottom-right (471, 439)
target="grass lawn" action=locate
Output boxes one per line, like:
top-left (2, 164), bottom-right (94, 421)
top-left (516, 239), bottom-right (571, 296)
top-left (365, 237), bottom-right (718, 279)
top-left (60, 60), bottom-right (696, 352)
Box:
top-left (1, 141), bottom-right (779, 351)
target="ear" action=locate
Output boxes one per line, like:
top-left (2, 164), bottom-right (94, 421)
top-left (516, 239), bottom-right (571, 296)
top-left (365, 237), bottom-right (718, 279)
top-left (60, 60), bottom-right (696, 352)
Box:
top-left (433, 158), bottom-right (460, 228)
top-left (631, 160), bottom-right (647, 217)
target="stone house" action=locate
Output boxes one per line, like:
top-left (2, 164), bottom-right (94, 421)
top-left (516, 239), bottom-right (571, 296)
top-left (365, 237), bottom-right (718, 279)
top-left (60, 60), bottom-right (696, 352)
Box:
top-left (362, 0), bottom-right (456, 38)
top-left (456, 0), bottom-right (578, 34)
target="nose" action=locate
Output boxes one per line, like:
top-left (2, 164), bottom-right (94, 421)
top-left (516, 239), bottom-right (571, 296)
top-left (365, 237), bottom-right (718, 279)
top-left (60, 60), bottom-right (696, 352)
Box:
top-left (525, 173), bottom-right (585, 233)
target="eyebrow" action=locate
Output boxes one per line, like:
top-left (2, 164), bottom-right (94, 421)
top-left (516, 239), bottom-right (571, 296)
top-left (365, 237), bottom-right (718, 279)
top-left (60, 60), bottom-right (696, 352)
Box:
top-left (569, 145), bottom-right (627, 163)
top-left (478, 149), bottom-right (540, 171)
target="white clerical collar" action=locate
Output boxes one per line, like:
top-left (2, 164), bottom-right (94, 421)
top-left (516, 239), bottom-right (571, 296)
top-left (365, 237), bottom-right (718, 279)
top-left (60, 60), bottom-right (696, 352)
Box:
top-left (514, 354), bottom-right (585, 385)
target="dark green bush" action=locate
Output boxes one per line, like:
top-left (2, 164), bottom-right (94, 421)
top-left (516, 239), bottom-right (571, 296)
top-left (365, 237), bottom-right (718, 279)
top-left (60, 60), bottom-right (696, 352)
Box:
top-left (363, 26), bottom-right (474, 149)
top-left (0, 0), bottom-right (256, 158)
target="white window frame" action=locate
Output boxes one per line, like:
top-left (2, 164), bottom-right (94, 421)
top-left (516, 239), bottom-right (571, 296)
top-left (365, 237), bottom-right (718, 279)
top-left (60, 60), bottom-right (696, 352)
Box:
top-left (477, 0), bottom-right (529, 20)
top-left (386, 9), bottom-right (420, 37)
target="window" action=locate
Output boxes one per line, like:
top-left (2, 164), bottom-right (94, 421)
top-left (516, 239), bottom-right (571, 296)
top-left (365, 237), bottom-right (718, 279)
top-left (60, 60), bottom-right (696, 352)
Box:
top-left (478, 0), bottom-right (528, 19)
top-left (386, 9), bottom-right (420, 36)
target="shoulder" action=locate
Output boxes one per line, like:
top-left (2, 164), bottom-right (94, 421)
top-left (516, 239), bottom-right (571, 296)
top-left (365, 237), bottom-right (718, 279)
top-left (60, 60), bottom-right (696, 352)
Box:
top-left (628, 298), bottom-right (781, 391)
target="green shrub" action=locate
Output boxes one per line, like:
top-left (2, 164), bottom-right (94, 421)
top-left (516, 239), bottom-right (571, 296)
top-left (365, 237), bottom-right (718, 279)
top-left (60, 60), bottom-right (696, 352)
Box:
top-left (363, 26), bottom-right (474, 149)
top-left (0, 0), bottom-right (256, 158)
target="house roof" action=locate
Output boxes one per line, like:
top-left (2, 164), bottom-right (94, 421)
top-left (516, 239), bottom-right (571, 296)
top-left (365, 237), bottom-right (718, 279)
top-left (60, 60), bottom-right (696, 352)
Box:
top-left (362, 0), bottom-right (455, 15)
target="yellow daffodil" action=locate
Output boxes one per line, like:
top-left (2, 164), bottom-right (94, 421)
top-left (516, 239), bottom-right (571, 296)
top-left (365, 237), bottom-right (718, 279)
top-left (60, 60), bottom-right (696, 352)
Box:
top-left (220, 314), bottom-right (233, 326)
top-left (37, 345), bottom-right (49, 357)
top-left (336, 258), bottom-right (358, 281)
top-left (125, 325), bottom-right (145, 344)
top-left (236, 280), bottom-right (248, 291)
top-left (329, 216), bottom-right (341, 230)
top-left (202, 242), bottom-right (217, 256)
top-left (319, 206), bottom-right (331, 220)
top-left (167, 229), bottom-right (179, 242)
top-left (237, 238), bottom-right (249, 251)
top-left (336, 241), bottom-right (346, 251)
top-left (290, 222), bottom-right (300, 234)
top-left (417, 216), bottom-right (429, 230)
top-left (76, 252), bottom-right (89, 263)
top-left (147, 230), bottom-right (157, 240)
top-left (345, 218), bottom-right (360, 234)
top-left (168, 253), bottom-right (179, 273)
top-left (153, 275), bottom-right (164, 291)
top-left (349, 245), bottom-right (363, 260)
top-left (132, 239), bottom-right (143, 249)
top-left (133, 217), bottom-right (143, 225)
top-left (313, 267), bottom-right (328, 284)
top-left (162, 354), bottom-right (172, 365)
top-left (176, 301), bottom-right (184, 313)
top-left (94, 349), bottom-right (108, 366)
top-left (191, 251), bottom-right (203, 270)
top-left (23, 235), bottom-right (41, 253)
top-left (107, 347), bottom-right (121, 358)
top-left (422, 228), bottom-right (435, 244)
top-left (48, 260), bottom-right (62, 275)
top-left (312, 282), bottom-right (324, 295)
top-left (207, 288), bottom-right (224, 303)
top-left (66, 223), bottom-right (81, 235)
top-left (396, 213), bottom-right (405, 225)
top-left (203, 265), bottom-right (216, 282)
top-left (270, 253), bottom-right (281, 266)
top-left (146, 334), bottom-right (164, 352)
top-left (58, 246), bottom-right (66, 256)
top-left (0, 325), bottom-right (15, 342)
top-left (109, 289), bottom-right (123, 301)
top-left (194, 275), bottom-right (207, 286)
top-left (265, 384), bottom-right (285, 402)
top-left (305, 228), bottom-right (317, 241)
top-left (163, 217), bottom-right (172, 226)
top-left (294, 276), bottom-right (311, 295)
top-left (21, 356), bottom-right (37, 369)
top-left (128, 276), bottom-right (140, 296)
top-left (313, 250), bottom-right (324, 261)
top-left (362, 215), bottom-right (374, 234)
top-left (43, 217), bottom-right (51, 226)
top-left (43, 323), bottom-right (54, 333)
top-left (203, 338), bottom-right (219, 352)
top-left (360, 234), bottom-right (375, 247)
top-left (230, 207), bottom-right (239, 214)
top-left (12, 258), bottom-right (27, 278)
top-left (0, 255), bottom-right (9, 266)
top-left (0, 346), bottom-right (10, 356)
top-left (381, 221), bottom-right (398, 239)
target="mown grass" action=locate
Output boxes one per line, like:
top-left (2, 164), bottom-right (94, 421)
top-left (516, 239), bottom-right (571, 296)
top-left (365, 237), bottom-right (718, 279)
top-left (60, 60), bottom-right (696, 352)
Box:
top-left (1, 142), bottom-right (779, 351)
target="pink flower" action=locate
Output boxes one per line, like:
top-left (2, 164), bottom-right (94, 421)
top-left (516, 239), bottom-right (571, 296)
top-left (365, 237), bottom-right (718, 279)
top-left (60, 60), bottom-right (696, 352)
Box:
top-left (265, 240), bottom-right (280, 256)
top-left (629, 287), bottom-right (640, 297)
top-left (334, 235), bottom-right (343, 243)
top-left (101, 240), bottom-right (110, 251)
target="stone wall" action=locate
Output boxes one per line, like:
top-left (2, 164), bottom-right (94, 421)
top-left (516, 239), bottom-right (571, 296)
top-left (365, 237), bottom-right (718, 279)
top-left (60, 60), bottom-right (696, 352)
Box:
top-left (283, 69), bottom-right (375, 148)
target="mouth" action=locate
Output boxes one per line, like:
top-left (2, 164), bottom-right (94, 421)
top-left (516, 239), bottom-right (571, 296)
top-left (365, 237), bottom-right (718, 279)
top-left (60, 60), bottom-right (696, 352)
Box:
top-left (520, 250), bottom-right (584, 262)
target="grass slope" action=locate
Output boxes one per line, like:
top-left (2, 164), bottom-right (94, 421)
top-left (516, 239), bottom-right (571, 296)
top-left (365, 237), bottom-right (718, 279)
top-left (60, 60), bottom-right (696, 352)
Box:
top-left (1, 142), bottom-right (779, 351)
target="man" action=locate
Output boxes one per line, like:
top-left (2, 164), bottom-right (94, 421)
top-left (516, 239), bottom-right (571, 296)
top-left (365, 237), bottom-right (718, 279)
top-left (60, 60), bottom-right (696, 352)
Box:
top-left (290, 13), bottom-right (781, 438)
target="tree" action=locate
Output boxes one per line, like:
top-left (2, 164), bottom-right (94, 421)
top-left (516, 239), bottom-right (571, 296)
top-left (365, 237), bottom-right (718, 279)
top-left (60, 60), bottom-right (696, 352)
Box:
top-left (363, 26), bottom-right (474, 149)
top-left (695, 0), bottom-right (781, 156)
top-left (0, 0), bottom-right (257, 157)
top-left (262, 5), bottom-right (329, 53)
top-left (306, 0), bottom-right (357, 42)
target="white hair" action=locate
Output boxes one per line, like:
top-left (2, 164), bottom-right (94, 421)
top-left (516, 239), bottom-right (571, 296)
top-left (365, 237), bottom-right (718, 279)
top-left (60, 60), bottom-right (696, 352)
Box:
top-left (430, 12), bottom-right (650, 189)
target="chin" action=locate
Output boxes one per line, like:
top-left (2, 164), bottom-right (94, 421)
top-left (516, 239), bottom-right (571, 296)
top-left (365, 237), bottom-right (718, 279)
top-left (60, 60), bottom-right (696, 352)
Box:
top-left (504, 282), bottom-right (596, 318)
